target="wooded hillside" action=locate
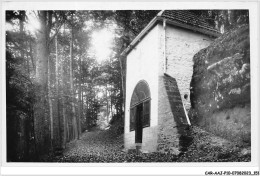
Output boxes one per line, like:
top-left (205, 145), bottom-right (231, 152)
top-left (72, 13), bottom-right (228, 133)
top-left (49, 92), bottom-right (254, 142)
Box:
top-left (6, 10), bottom-right (158, 161)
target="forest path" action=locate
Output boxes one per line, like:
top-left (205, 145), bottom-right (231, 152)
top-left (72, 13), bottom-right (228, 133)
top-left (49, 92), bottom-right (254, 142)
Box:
top-left (52, 126), bottom-right (250, 163)
top-left (54, 128), bottom-right (126, 162)
top-left (53, 125), bottom-right (178, 162)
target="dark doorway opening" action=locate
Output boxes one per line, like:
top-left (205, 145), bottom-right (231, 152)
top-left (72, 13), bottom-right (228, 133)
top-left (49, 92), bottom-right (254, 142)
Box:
top-left (130, 80), bottom-right (151, 145)
top-left (135, 104), bottom-right (143, 143)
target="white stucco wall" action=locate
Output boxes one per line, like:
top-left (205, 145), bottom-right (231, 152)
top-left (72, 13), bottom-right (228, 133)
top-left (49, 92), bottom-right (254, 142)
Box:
top-left (124, 25), bottom-right (159, 151)
top-left (161, 25), bottom-right (213, 110)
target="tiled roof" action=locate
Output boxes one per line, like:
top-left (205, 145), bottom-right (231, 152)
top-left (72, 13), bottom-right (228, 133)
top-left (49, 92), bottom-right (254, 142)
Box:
top-left (121, 10), bottom-right (220, 56)
top-left (160, 10), bottom-right (219, 34)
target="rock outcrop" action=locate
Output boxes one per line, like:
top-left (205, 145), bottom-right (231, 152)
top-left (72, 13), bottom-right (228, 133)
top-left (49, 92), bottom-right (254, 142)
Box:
top-left (189, 24), bottom-right (250, 145)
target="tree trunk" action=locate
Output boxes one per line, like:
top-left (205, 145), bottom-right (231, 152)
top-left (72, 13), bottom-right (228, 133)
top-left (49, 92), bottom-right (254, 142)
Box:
top-left (26, 42), bottom-right (30, 76)
top-left (55, 35), bottom-right (62, 147)
top-left (119, 56), bottom-right (125, 114)
top-left (61, 24), bottom-right (67, 148)
top-left (69, 23), bottom-right (78, 140)
top-left (29, 40), bottom-right (36, 72)
top-left (61, 58), bottom-right (67, 148)
top-left (47, 54), bottom-right (54, 150)
top-left (20, 12), bottom-right (31, 161)
top-left (46, 11), bottom-right (54, 150)
top-left (36, 11), bottom-right (48, 93)
top-left (105, 84), bottom-right (109, 123)
top-left (77, 86), bottom-right (82, 139)
top-left (34, 11), bottom-right (50, 157)
top-left (19, 11), bottom-right (25, 69)
top-left (85, 95), bottom-right (89, 130)
top-left (30, 104), bottom-right (38, 161)
top-left (110, 92), bottom-right (113, 120)
top-left (78, 55), bottom-right (83, 139)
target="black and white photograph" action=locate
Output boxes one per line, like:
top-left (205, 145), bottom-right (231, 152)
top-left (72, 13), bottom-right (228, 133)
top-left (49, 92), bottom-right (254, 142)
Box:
top-left (1, 1), bottom-right (259, 176)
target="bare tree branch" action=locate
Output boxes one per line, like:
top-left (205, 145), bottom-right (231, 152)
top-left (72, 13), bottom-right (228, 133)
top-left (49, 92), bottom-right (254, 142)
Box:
top-left (49, 13), bottom-right (66, 45)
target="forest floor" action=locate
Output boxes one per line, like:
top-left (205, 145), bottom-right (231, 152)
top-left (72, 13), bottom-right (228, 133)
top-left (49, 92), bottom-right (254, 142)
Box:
top-left (50, 123), bottom-right (251, 163)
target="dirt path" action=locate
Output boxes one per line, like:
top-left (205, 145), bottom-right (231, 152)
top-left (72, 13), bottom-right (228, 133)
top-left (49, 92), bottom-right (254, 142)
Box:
top-left (53, 128), bottom-right (178, 163)
top-left (54, 129), bottom-right (126, 162)
top-left (52, 126), bottom-right (250, 163)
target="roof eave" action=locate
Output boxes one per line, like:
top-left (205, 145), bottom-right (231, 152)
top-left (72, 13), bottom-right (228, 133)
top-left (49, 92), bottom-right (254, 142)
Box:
top-left (165, 19), bottom-right (221, 38)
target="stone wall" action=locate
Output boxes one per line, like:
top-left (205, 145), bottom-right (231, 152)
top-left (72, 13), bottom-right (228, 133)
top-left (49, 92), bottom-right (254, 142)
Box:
top-left (155, 23), bottom-right (214, 154)
top-left (157, 74), bottom-right (191, 154)
top-left (163, 25), bottom-right (213, 110)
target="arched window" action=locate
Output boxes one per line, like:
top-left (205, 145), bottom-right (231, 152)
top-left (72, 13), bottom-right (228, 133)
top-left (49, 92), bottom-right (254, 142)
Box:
top-left (130, 80), bottom-right (151, 131)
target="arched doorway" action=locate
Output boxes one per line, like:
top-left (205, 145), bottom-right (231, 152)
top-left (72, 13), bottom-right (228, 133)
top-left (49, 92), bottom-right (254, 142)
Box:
top-left (130, 80), bottom-right (151, 144)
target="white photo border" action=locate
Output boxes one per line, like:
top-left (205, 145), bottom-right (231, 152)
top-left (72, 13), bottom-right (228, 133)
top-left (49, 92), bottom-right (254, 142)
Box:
top-left (1, 0), bottom-right (259, 175)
